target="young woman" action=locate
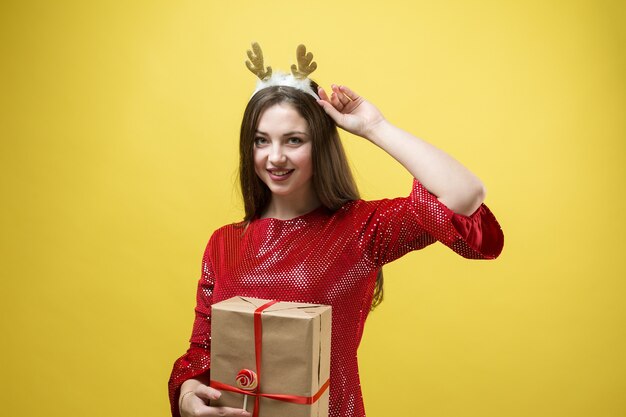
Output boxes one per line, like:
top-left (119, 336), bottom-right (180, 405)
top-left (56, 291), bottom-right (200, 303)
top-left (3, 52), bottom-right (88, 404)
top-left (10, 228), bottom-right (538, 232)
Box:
top-left (169, 45), bottom-right (504, 417)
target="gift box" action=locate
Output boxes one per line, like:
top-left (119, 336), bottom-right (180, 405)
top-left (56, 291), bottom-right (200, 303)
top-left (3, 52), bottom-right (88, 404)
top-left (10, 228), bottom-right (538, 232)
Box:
top-left (209, 296), bottom-right (331, 417)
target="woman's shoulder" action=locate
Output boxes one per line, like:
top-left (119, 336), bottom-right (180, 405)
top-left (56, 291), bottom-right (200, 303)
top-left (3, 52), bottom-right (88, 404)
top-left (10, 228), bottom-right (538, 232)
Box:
top-left (215, 220), bottom-right (247, 236)
top-left (325, 198), bottom-right (388, 225)
top-left (336, 196), bottom-right (391, 215)
top-left (202, 220), bottom-right (247, 248)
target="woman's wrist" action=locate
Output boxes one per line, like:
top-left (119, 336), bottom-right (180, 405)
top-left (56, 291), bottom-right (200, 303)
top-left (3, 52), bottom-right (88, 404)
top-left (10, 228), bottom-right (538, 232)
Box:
top-left (179, 390), bottom-right (196, 411)
top-left (363, 119), bottom-right (394, 147)
top-left (179, 378), bottom-right (203, 403)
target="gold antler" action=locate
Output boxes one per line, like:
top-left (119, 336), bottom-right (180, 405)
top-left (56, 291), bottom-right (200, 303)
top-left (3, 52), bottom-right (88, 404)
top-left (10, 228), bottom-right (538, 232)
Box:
top-left (245, 42), bottom-right (272, 81)
top-left (291, 44), bottom-right (317, 79)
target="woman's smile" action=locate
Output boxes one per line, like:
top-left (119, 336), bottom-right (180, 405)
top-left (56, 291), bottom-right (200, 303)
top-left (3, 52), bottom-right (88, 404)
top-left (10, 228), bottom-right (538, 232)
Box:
top-left (266, 168), bottom-right (295, 181)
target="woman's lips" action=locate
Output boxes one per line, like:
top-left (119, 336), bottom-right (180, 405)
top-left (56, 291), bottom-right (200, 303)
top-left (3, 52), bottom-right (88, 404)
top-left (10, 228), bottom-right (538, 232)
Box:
top-left (267, 169), bottom-right (294, 181)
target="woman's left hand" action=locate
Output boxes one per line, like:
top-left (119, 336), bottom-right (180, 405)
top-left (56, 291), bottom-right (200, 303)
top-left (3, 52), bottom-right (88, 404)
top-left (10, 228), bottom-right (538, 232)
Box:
top-left (316, 84), bottom-right (386, 140)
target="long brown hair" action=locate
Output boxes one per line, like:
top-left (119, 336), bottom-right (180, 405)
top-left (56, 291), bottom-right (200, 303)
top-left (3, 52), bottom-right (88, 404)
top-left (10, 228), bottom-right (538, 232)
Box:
top-left (238, 83), bottom-right (384, 310)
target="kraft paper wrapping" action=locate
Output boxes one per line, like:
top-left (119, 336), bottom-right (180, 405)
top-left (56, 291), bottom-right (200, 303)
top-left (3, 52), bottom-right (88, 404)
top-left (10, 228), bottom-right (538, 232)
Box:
top-left (210, 296), bottom-right (332, 417)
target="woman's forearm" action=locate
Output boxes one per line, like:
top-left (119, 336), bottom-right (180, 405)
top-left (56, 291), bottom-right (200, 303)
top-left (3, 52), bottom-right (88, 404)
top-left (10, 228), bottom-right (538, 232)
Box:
top-left (316, 84), bottom-right (487, 215)
top-left (365, 120), bottom-right (486, 216)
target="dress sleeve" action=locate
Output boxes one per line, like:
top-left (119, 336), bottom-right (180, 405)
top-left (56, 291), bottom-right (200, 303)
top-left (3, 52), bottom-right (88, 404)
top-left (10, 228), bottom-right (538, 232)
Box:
top-left (358, 178), bottom-right (504, 267)
top-left (168, 238), bottom-right (216, 417)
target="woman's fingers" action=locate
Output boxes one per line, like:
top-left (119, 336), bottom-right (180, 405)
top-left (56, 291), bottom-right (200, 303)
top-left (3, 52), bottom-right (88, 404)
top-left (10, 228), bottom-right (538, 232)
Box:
top-left (319, 84), bottom-right (356, 112)
top-left (317, 98), bottom-right (343, 121)
top-left (332, 84), bottom-right (350, 106)
top-left (194, 385), bottom-right (222, 402)
top-left (181, 393), bottom-right (251, 417)
top-left (319, 85), bottom-right (346, 111)
top-left (187, 403), bottom-right (251, 417)
top-left (338, 85), bottom-right (360, 102)
top-left (330, 90), bottom-right (342, 109)
top-left (208, 406), bottom-right (252, 416)
top-left (317, 86), bottom-right (330, 102)
top-left (317, 83), bottom-right (366, 133)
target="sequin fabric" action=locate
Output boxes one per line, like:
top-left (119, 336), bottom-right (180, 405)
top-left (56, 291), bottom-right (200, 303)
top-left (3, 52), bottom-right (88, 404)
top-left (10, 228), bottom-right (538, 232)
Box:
top-left (169, 178), bottom-right (504, 417)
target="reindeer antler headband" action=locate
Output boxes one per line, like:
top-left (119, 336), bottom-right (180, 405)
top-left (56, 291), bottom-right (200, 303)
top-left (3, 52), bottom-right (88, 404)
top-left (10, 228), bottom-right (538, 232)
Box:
top-left (245, 42), bottom-right (320, 100)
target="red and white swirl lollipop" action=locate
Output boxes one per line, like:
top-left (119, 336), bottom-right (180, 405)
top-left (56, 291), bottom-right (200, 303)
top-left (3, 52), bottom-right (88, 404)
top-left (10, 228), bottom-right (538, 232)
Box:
top-left (236, 369), bottom-right (258, 411)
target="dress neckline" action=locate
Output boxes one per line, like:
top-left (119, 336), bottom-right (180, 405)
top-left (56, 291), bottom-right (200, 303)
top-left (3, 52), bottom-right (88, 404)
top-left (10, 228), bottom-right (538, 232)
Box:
top-left (254, 204), bottom-right (328, 223)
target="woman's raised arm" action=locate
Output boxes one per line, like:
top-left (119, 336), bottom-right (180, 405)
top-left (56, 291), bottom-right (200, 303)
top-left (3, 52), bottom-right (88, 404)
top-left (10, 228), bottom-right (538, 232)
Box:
top-left (317, 84), bottom-right (485, 216)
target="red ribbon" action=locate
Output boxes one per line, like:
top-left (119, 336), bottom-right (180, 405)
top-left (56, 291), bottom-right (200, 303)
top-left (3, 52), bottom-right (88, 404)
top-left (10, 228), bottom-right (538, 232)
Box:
top-left (210, 300), bottom-right (330, 417)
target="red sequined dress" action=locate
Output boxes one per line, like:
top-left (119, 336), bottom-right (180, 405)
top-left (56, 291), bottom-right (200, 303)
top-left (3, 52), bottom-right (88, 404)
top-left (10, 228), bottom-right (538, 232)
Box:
top-left (168, 178), bottom-right (504, 417)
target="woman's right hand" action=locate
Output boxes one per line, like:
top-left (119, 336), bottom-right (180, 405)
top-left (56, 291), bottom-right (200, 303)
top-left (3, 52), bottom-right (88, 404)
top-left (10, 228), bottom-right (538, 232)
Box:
top-left (179, 380), bottom-right (251, 417)
top-left (316, 84), bottom-right (387, 141)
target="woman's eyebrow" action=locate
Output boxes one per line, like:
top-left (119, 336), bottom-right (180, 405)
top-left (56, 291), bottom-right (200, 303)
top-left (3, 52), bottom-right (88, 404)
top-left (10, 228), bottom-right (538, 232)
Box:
top-left (255, 130), bottom-right (309, 136)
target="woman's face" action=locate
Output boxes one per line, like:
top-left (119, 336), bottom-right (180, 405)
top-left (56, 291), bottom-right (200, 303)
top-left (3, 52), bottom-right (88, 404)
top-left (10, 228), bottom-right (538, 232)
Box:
top-left (253, 103), bottom-right (314, 200)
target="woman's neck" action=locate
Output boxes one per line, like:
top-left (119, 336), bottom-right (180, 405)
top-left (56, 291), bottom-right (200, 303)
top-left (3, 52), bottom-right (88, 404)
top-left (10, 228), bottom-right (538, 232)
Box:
top-left (261, 189), bottom-right (321, 220)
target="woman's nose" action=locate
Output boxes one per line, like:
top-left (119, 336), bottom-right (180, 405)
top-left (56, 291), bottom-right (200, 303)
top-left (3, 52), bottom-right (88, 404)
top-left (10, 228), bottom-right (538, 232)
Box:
top-left (268, 144), bottom-right (287, 165)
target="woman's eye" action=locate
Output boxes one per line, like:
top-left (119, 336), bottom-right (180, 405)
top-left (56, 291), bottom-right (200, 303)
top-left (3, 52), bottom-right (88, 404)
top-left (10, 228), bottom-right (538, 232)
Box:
top-left (288, 137), bottom-right (303, 144)
top-left (254, 137), bottom-right (268, 146)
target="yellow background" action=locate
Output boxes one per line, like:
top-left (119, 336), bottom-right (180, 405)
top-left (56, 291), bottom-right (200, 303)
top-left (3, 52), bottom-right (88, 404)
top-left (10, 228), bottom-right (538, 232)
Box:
top-left (1, 1), bottom-right (625, 416)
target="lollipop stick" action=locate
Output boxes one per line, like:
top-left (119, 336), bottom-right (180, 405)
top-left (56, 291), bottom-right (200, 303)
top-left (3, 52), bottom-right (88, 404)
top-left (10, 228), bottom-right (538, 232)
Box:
top-left (243, 394), bottom-right (248, 411)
